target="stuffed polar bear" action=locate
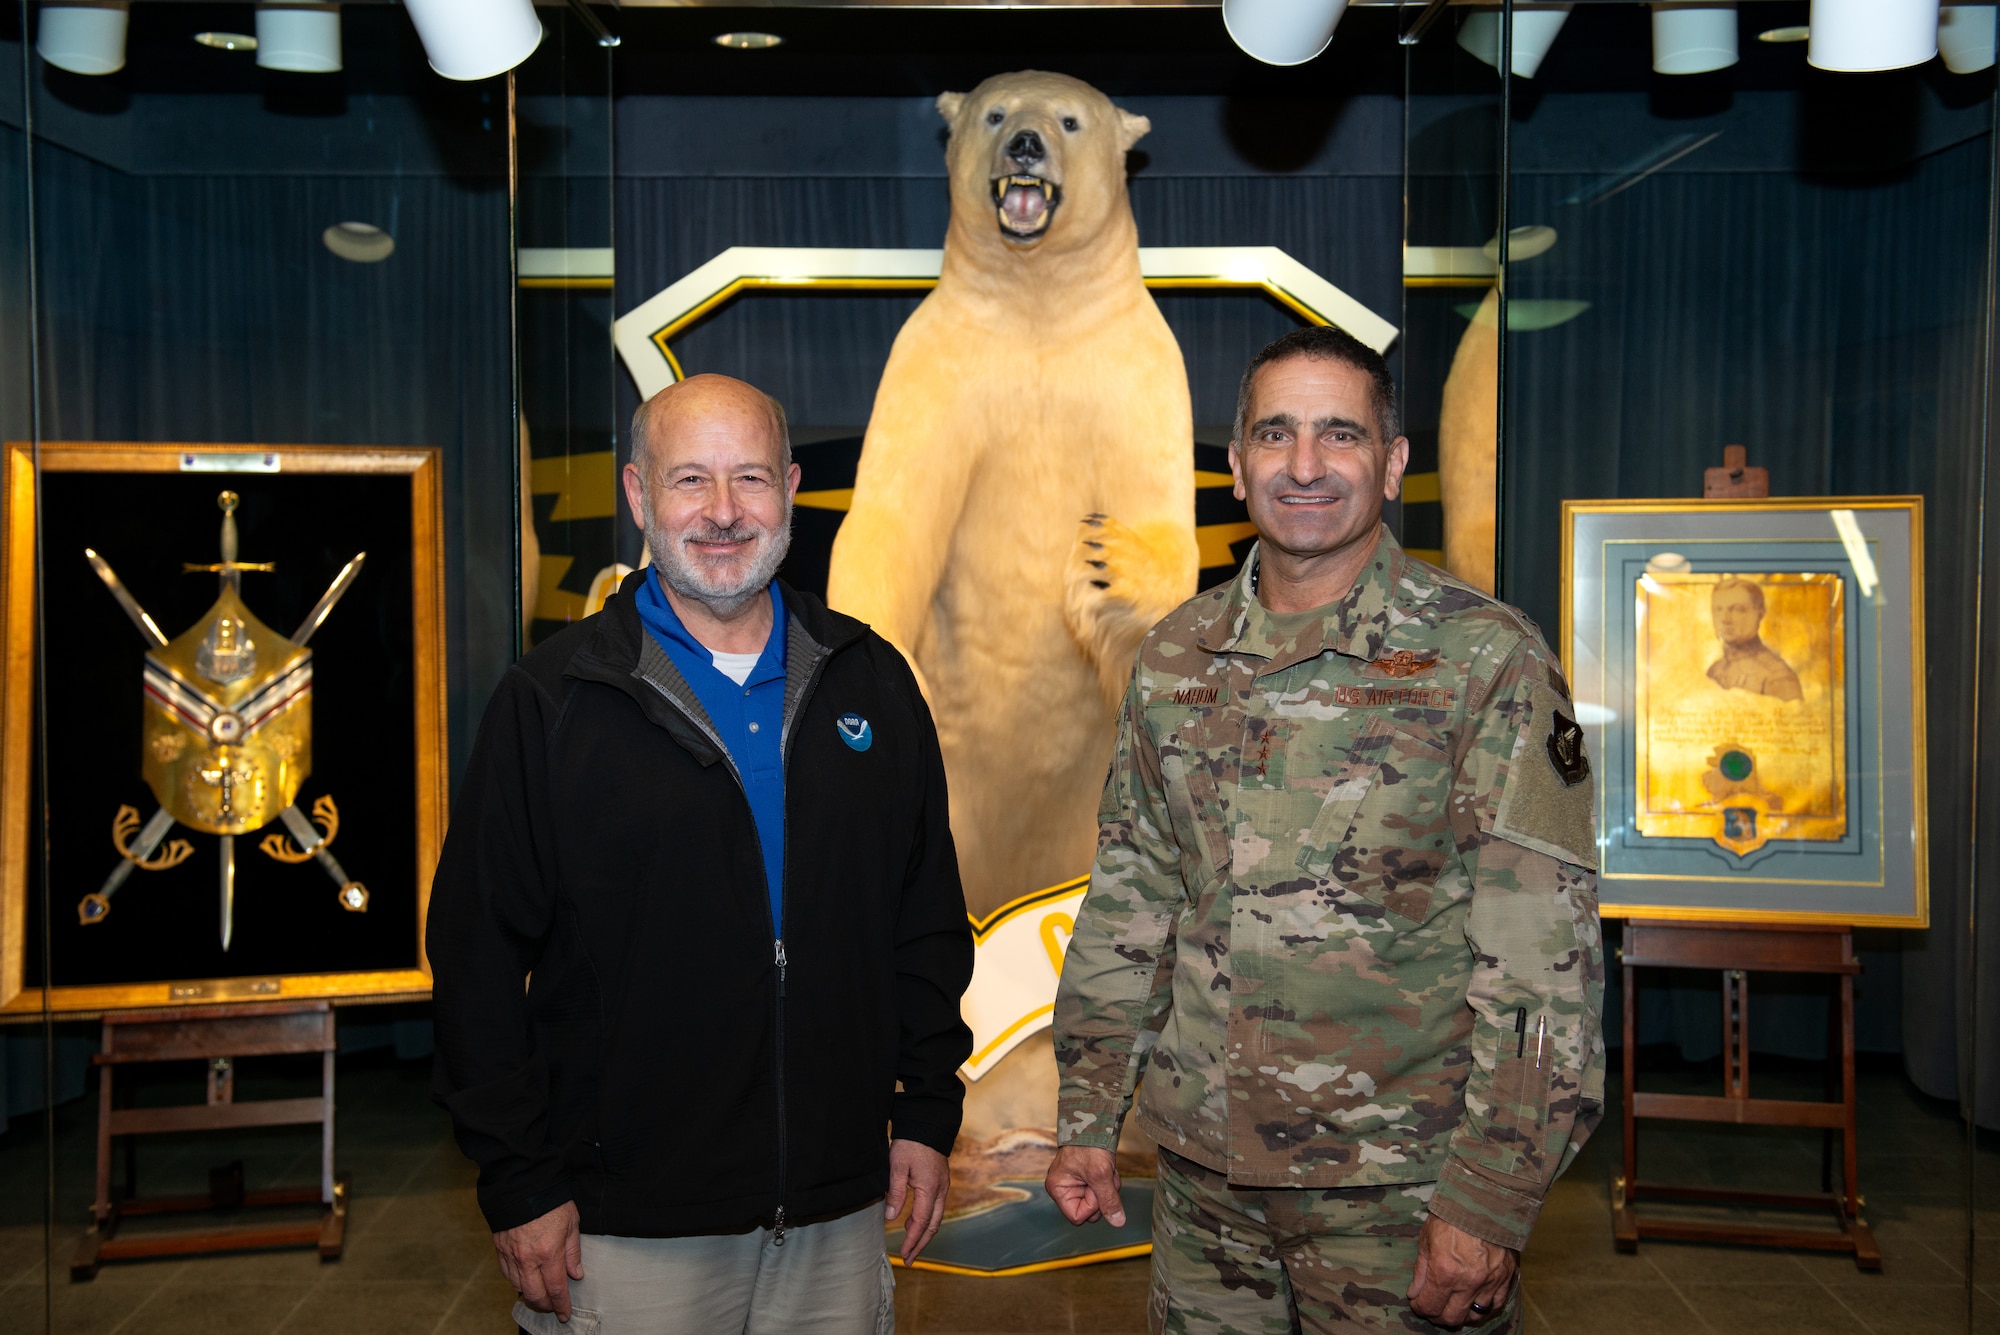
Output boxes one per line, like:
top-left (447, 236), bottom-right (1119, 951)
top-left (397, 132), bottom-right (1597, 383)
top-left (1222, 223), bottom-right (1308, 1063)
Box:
top-left (828, 71), bottom-right (1198, 926)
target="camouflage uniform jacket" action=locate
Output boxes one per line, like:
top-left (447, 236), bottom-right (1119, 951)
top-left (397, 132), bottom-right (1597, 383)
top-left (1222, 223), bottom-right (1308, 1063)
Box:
top-left (1053, 527), bottom-right (1605, 1251)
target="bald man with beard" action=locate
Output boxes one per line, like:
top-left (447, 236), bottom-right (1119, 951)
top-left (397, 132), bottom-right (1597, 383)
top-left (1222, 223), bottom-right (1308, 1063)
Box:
top-left (429, 375), bottom-right (973, 1335)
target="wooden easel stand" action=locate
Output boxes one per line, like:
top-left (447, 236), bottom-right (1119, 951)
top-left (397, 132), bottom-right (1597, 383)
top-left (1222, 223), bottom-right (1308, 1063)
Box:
top-left (1614, 920), bottom-right (1879, 1269)
top-left (71, 1000), bottom-right (349, 1280)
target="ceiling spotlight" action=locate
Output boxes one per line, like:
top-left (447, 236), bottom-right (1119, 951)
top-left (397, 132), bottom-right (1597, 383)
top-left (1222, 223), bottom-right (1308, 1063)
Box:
top-left (1757, 25), bottom-right (1811, 42)
top-left (38, 1), bottom-right (129, 76)
top-left (1221, 0), bottom-right (1349, 66)
top-left (256, 3), bottom-right (340, 73)
top-left (193, 31), bottom-right (256, 52)
top-left (1808, 0), bottom-right (1939, 71)
top-left (1457, 4), bottom-right (1575, 79)
top-left (1652, 3), bottom-right (1738, 74)
top-left (713, 32), bottom-right (783, 50)
top-left (1939, 4), bottom-right (1996, 73)
top-left (323, 222), bottom-right (395, 263)
top-left (401, 0), bottom-right (543, 81)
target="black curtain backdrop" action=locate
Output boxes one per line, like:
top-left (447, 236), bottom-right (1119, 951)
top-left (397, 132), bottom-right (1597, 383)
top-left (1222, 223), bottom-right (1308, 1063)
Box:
top-left (13, 139), bottom-right (517, 774)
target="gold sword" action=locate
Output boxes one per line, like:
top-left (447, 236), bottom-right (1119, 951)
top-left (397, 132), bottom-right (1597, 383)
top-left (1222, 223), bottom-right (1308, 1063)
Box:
top-left (220, 834), bottom-right (235, 951)
top-left (76, 556), bottom-right (178, 926)
top-left (273, 554), bottom-right (372, 911)
top-left (78, 806), bottom-right (183, 925)
top-left (293, 553), bottom-right (366, 647)
top-left (84, 548), bottom-right (168, 647)
top-left (277, 803), bottom-right (369, 912)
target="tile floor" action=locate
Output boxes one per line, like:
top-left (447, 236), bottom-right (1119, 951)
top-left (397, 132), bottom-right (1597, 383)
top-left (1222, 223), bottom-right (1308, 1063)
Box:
top-left (0, 1050), bottom-right (1992, 1334)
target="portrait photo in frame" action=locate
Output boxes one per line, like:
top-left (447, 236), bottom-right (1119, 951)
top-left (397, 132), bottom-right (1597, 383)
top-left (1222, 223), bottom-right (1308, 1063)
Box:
top-left (1561, 497), bottom-right (1926, 927)
top-left (1, 443), bottom-right (447, 1014)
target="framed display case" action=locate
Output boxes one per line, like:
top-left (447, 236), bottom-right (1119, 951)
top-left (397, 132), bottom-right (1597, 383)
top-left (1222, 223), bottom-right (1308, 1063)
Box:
top-left (1, 442), bottom-right (447, 1013)
top-left (1561, 496), bottom-right (1926, 927)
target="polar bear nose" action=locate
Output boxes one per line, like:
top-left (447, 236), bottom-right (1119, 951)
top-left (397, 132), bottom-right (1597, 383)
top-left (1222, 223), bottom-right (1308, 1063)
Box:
top-left (1006, 129), bottom-right (1045, 166)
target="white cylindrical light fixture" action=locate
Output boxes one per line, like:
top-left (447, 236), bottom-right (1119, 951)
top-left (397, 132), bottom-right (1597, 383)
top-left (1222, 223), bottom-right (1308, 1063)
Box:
top-left (323, 222), bottom-right (395, 263)
top-left (1808, 0), bottom-right (1940, 71)
top-left (37, 1), bottom-right (128, 76)
top-left (401, 0), bottom-right (542, 81)
top-left (257, 3), bottom-right (341, 72)
top-left (1939, 4), bottom-right (1997, 72)
top-left (1222, 0), bottom-right (1350, 66)
top-left (1456, 4), bottom-right (1575, 79)
top-left (1652, 3), bottom-right (1738, 74)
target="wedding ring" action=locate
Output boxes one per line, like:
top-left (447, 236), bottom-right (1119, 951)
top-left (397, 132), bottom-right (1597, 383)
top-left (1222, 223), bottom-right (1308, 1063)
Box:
top-left (1470, 1302), bottom-right (1491, 1315)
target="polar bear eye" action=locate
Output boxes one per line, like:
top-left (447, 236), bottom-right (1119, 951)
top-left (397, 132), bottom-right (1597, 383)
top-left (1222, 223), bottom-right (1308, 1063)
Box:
top-left (1061, 116), bottom-right (1080, 133)
top-left (986, 109), bottom-right (1005, 127)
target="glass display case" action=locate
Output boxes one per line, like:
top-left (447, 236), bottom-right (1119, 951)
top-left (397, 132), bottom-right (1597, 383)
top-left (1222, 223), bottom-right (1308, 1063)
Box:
top-left (0, 4), bottom-right (576, 1324)
top-left (1, 2), bottom-right (1991, 1331)
top-left (1494, 4), bottom-right (1993, 1325)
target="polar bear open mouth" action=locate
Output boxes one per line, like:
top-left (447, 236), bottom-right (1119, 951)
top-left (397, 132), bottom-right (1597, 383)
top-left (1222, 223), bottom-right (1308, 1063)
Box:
top-left (993, 174), bottom-right (1061, 238)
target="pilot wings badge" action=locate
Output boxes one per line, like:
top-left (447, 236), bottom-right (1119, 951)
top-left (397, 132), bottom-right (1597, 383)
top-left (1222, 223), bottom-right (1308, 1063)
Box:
top-left (79, 491), bottom-right (370, 950)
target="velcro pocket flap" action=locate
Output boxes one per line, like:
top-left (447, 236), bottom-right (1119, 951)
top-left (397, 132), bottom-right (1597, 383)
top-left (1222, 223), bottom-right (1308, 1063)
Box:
top-left (1490, 679), bottom-right (1598, 870)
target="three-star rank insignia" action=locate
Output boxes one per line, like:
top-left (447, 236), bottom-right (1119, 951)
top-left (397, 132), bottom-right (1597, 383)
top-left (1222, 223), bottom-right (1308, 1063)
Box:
top-left (1546, 708), bottom-right (1591, 787)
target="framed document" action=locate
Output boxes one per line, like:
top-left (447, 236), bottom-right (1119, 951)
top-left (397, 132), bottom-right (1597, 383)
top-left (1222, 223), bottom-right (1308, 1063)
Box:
top-left (1561, 498), bottom-right (1926, 927)
top-left (1, 443), bottom-right (447, 1014)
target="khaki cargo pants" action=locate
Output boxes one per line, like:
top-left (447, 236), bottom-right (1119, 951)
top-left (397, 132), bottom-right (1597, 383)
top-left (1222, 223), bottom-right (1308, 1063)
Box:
top-left (1149, 1149), bottom-right (1522, 1335)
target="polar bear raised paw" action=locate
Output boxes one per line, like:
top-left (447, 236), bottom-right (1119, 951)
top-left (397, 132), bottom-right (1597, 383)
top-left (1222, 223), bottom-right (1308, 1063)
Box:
top-left (1064, 512), bottom-right (1193, 708)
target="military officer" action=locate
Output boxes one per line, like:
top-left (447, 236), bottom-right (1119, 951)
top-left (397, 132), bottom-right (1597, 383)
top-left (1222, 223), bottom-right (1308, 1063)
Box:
top-left (1706, 578), bottom-right (1803, 701)
top-left (1045, 326), bottom-right (1604, 1334)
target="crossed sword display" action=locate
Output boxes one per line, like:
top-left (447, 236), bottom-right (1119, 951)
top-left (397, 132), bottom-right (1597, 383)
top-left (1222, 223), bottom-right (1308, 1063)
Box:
top-left (85, 548), bottom-right (366, 950)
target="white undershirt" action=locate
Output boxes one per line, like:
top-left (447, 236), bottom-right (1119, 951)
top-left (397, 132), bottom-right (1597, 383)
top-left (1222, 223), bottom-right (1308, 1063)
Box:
top-left (710, 650), bottom-right (760, 686)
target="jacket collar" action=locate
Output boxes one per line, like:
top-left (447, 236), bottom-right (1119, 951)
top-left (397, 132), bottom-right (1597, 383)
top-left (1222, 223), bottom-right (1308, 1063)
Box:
top-left (1197, 525), bottom-right (1407, 677)
top-left (564, 570), bottom-right (866, 761)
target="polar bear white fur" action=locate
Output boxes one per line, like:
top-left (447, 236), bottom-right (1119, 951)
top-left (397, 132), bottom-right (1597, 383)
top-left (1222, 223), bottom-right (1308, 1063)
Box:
top-left (828, 71), bottom-right (1198, 924)
top-left (1438, 288), bottom-right (1498, 593)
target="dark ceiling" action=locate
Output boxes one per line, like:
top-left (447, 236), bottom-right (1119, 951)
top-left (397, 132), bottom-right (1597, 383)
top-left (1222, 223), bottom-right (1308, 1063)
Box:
top-left (5, 0), bottom-right (1911, 104)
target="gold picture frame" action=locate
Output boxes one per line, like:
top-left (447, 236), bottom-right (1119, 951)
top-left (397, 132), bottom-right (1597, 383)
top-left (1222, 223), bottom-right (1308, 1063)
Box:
top-left (1560, 496), bottom-right (1926, 928)
top-left (1, 442), bottom-right (448, 1014)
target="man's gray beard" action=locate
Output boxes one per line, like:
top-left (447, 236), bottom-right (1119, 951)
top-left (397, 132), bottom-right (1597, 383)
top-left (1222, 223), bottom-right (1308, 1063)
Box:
top-left (647, 512), bottom-right (793, 617)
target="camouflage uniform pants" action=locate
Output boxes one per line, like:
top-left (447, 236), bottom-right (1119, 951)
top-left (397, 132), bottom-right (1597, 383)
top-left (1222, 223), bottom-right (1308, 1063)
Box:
top-left (1148, 1149), bottom-right (1522, 1335)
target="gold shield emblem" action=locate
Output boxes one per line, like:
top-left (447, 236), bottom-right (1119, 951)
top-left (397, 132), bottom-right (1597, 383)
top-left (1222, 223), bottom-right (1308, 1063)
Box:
top-left (141, 585), bottom-right (313, 836)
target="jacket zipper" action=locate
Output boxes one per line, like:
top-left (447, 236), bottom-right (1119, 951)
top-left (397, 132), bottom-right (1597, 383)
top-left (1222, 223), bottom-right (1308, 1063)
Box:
top-left (639, 636), bottom-right (838, 1249)
top-left (770, 641), bottom-right (832, 1247)
top-left (772, 935), bottom-right (788, 1246)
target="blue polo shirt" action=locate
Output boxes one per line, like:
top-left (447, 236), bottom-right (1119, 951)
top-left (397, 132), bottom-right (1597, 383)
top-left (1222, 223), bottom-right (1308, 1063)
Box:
top-left (634, 575), bottom-right (789, 934)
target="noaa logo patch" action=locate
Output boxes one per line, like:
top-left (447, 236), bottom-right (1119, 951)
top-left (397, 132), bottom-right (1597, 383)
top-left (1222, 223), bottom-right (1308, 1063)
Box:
top-left (836, 712), bottom-right (873, 752)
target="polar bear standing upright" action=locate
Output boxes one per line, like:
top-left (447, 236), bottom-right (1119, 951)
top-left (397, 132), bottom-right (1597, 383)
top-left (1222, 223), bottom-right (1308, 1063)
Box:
top-left (829, 71), bottom-right (1197, 924)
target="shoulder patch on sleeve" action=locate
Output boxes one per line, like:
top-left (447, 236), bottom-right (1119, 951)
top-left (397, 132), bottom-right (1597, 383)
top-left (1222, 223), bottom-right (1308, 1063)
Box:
top-left (1491, 678), bottom-right (1598, 870)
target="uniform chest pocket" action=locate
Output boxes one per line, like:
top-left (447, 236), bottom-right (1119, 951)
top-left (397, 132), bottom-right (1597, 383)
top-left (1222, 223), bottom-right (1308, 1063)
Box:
top-left (1295, 715), bottom-right (1453, 926)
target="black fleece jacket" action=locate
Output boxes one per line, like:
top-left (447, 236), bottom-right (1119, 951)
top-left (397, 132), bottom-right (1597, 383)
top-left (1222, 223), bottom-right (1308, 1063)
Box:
top-left (428, 573), bottom-right (973, 1237)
